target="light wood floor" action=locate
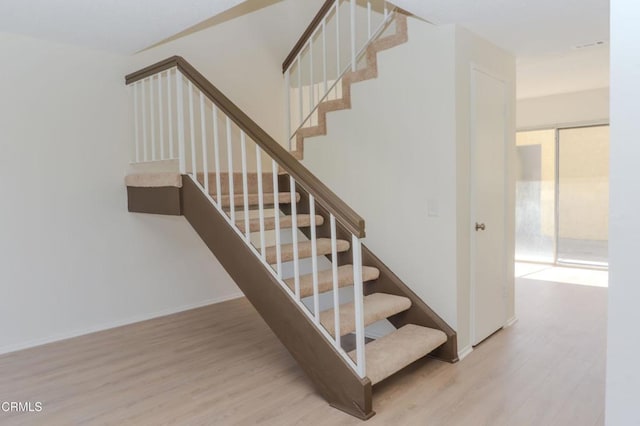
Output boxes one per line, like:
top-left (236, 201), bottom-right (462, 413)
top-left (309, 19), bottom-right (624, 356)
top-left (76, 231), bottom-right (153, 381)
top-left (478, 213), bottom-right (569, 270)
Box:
top-left (0, 278), bottom-right (607, 425)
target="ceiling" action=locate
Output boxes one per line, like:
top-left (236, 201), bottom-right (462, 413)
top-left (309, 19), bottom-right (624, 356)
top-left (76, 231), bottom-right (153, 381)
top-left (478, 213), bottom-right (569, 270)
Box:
top-left (0, 0), bottom-right (248, 54)
top-left (394, 0), bottom-right (610, 99)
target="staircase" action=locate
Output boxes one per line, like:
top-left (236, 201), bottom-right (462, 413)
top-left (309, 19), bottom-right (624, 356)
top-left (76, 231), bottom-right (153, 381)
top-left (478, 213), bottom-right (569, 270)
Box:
top-left (123, 1), bottom-right (456, 420)
top-left (289, 11), bottom-right (409, 160)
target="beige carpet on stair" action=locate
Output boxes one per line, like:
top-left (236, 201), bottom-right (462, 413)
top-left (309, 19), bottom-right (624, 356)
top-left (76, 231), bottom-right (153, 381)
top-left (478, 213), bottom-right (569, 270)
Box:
top-left (218, 192), bottom-right (300, 208)
top-left (236, 214), bottom-right (324, 233)
top-left (349, 324), bottom-right (447, 385)
top-left (125, 173), bottom-right (182, 188)
top-left (284, 265), bottom-right (380, 298)
top-left (320, 293), bottom-right (411, 337)
top-left (265, 238), bottom-right (350, 264)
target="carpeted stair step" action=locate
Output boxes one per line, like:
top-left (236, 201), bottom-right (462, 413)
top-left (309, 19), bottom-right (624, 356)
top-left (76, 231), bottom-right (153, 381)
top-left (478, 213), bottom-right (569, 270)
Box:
top-left (348, 324), bottom-right (447, 385)
top-left (236, 214), bottom-right (324, 233)
top-left (265, 238), bottom-right (350, 264)
top-left (320, 293), bottom-right (411, 337)
top-left (217, 192), bottom-right (300, 208)
top-left (284, 265), bottom-right (380, 298)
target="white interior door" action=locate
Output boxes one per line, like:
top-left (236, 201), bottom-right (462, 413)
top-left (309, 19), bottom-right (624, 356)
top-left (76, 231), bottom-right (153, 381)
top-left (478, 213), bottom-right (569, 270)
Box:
top-left (471, 68), bottom-right (507, 346)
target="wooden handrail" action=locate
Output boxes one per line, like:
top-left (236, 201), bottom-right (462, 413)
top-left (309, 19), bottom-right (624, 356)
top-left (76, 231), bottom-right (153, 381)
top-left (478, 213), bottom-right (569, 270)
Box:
top-left (282, 0), bottom-right (335, 73)
top-left (125, 56), bottom-right (365, 238)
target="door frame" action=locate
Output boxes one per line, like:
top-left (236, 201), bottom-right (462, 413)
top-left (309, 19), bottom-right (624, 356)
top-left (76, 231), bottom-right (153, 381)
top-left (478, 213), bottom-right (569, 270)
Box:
top-left (469, 64), bottom-right (509, 346)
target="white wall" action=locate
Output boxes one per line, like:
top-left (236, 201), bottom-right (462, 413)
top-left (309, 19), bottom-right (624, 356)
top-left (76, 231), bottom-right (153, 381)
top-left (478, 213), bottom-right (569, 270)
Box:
top-left (517, 87), bottom-right (609, 130)
top-left (130, 0), bottom-right (324, 146)
top-left (302, 17), bottom-right (459, 329)
top-left (0, 32), bottom-right (241, 354)
top-left (606, 1), bottom-right (640, 424)
top-left (301, 17), bottom-right (515, 354)
top-left (0, 0), bottom-right (328, 354)
top-left (454, 26), bottom-right (516, 353)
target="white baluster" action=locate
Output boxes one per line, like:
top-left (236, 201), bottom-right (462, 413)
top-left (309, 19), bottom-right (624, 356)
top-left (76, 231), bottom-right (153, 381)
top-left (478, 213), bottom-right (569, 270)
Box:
top-left (240, 132), bottom-right (250, 241)
top-left (256, 146), bottom-right (266, 261)
top-left (133, 82), bottom-right (140, 162)
top-left (212, 105), bottom-right (222, 206)
top-left (188, 81), bottom-right (196, 177)
top-left (141, 79), bottom-right (148, 161)
top-left (199, 92), bottom-right (209, 193)
top-left (158, 72), bottom-right (164, 160)
top-left (352, 235), bottom-right (366, 377)
top-left (322, 20), bottom-right (328, 94)
top-left (272, 160), bottom-right (282, 278)
top-left (297, 58), bottom-right (303, 127)
top-left (150, 76), bottom-right (156, 161)
top-left (168, 69), bottom-right (174, 159)
top-left (336, 1), bottom-right (341, 71)
top-left (330, 215), bottom-right (341, 346)
top-left (290, 178), bottom-right (301, 299)
top-left (176, 73), bottom-right (186, 174)
top-left (284, 69), bottom-right (291, 150)
top-left (335, 0), bottom-right (341, 99)
top-left (310, 195), bottom-right (320, 322)
top-left (350, 0), bottom-right (356, 72)
top-left (367, 1), bottom-right (372, 38)
top-left (384, 1), bottom-right (389, 19)
top-left (226, 117), bottom-right (235, 222)
top-left (309, 40), bottom-right (314, 126)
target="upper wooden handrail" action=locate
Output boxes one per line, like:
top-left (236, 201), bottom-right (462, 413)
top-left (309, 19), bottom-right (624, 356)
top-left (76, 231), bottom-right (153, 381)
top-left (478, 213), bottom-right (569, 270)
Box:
top-left (125, 56), bottom-right (365, 238)
top-left (282, 0), bottom-right (335, 73)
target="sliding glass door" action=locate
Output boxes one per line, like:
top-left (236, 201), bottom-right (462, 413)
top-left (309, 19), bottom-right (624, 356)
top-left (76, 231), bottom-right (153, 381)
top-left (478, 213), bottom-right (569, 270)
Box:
top-left (515, 130), bottom-right (556, 263)
top-left (515, 125), bottom-right (609, 267)
top-left (557, 126), bottom-right (609, 266)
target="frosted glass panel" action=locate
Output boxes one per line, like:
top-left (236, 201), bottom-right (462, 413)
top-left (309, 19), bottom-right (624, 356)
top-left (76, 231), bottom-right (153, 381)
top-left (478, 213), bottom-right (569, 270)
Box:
top-left (515, 130), bottom-right (556, 262)
top-left (557, 126), bottom-right (609, 266)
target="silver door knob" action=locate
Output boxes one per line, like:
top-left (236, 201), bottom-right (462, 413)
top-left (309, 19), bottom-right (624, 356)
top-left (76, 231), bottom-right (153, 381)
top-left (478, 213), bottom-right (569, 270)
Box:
top-left (475, 222), bottom-right (486, 231)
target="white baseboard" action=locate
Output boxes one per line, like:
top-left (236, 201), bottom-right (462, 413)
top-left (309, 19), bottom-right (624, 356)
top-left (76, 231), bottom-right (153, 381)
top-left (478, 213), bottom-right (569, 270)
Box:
top-left (458, 345), bottom-right (473, 361)
top-left (0, 292), bottom-right (244, 356)
top-left (505, 316), bottom-right (518, 327)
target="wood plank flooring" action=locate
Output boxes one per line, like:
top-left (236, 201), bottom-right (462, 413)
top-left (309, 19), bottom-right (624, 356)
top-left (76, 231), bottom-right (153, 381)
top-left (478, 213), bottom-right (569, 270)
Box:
top-left (0, 278), bottom-right (606, 425)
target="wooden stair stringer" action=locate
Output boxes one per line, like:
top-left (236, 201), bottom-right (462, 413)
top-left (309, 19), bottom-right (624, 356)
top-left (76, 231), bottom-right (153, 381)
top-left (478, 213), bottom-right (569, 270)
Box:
top-left (292, 12), bottom-right (409, 161)
top-left (187, 177), bottom-right (374, 418)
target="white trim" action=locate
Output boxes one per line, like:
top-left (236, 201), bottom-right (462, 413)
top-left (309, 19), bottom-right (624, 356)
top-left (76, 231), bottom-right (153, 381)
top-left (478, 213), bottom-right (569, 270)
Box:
top-left (458, 345), bottom-right (474, 361)
top-left (0, 292), bottom-right (244, 356)
top-left (505, 316), bottom-right (518, 327)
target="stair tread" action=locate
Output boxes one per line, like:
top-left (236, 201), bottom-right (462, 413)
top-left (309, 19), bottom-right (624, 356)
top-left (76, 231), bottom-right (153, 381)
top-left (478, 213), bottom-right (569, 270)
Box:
top-left (265, 238), bottom-right (350, 264)
top-left (349, 324), bottom-right (447, 385)
top-left (320, 293), bottom-right (411, 338)
top-left (236, 214), bottom-right (324, 233)
top-left (284, 265), bottom-right (380, 298)
top-left (217, 192), bottom-right (300, 208)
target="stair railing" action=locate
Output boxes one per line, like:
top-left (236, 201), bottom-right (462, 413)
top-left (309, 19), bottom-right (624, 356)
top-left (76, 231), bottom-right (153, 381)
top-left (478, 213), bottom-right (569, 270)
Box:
top-left (282, 0), bottom-right (397, 150)
top-left (125, 57), bottom-right (368, 378)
